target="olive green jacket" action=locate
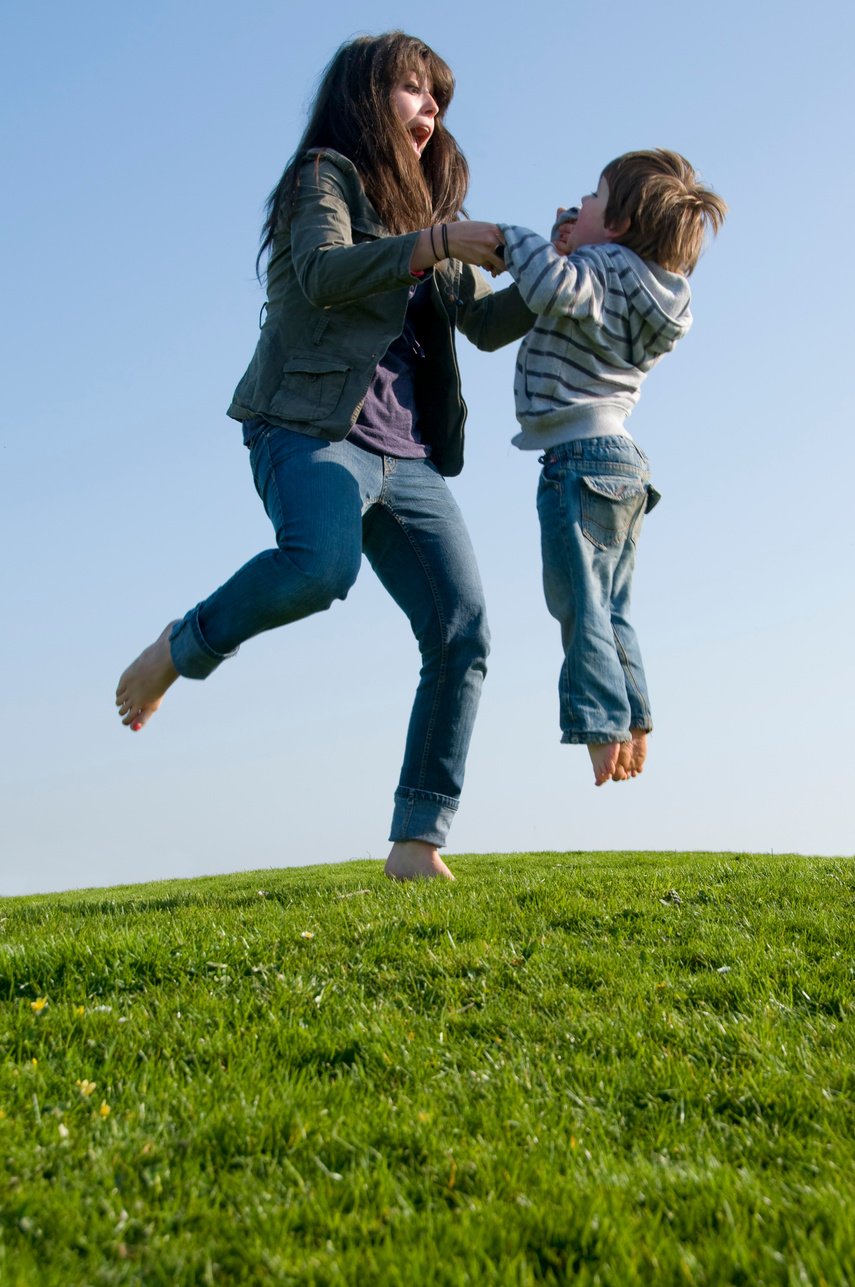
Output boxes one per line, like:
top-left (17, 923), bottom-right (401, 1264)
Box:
top-left (227, 150), bottom-right (534, 476)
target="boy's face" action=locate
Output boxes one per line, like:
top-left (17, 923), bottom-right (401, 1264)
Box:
top-left (552, 175), bottom-right (625, 255)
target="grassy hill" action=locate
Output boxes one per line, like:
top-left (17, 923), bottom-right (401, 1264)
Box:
top-left (1, 852), bottom-right (853, 1284)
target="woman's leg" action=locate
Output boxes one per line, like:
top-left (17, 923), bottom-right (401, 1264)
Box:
top-left (361, 457), bottom-right (490, 875)
top-left (116, 428), bottom-right (368, 728)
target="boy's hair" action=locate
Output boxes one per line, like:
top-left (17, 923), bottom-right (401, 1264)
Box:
top-left (601, 149), bottom-right (726, 275)
top-left (258, 31), bottom-right (469, 275)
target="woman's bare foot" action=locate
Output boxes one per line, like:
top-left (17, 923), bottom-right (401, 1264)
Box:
top-left (615, 728), bottom-right (648, 779)
top-left (384, 840), bottom-right (455, 882)
top-left (588, 742), bottom-right (621, 786)
top-left (115, 623), bottom-right (179, 731)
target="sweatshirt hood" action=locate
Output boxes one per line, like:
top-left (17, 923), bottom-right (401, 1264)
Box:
top-left (605, 245), bottom-right (692, 361)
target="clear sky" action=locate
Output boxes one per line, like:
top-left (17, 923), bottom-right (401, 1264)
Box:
top-left (2, 0), bottom-right (853, 896)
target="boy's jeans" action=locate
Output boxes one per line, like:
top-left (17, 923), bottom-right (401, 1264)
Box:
top-left (168, 425), bottom-right (489, 847)
top-left (536, 435), bottom-right (659, 745)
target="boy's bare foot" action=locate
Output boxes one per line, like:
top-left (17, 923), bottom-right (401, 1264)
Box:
top-left (615, 728), bottom-right (648, 779)
top-left (384, 840), bottom-right (455, 882)
top-left (588, 742), bottom-right (621, 786)
top-left (115, 623), bottom-right (179, 731)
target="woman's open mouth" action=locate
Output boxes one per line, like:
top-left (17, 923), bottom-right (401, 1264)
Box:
top-left (409, 124), bottom-right (433, 153)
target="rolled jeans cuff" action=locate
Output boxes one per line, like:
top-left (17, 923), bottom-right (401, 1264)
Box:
top-left (390, 788), bottom-right (459, 849)
top-left (169, 607), bottom-right (239, 680)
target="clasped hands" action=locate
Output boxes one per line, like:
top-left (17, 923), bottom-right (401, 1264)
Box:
top-left (410, 220), bottom-right (506, 276)
top-left (445, 220), bottom-right (507, 277)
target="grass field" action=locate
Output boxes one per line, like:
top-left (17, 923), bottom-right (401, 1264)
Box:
top-left (0, 852), bottom-right (853, 1285)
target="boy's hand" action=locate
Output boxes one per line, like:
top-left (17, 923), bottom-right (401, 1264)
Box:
top-left (551, 206), bottom-right (579, 256)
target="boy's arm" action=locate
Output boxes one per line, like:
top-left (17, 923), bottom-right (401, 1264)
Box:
top-left (498, 224), bottom-right (608, 322)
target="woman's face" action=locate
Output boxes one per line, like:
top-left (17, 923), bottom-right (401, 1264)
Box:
top-left (391, 70), bottom-right (438, 158)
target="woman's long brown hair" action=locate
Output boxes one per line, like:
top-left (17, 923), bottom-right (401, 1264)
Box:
top-left (257, 32), bottom-right (469, 277)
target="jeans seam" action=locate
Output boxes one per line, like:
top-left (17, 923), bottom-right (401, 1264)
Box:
top-left (612, 626), bottom-right (650, 728)
top-left (395, 786), bottom-right (459, 808)
top-left (263, 432), bottom-right (287, 540)
top-left (381, 503), bottom-right (446, 794)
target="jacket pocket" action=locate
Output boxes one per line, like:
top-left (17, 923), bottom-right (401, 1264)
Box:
top-left (269, 358), bottom-right (350, 422)
top-left (580, 474), bottom-right (647, 550)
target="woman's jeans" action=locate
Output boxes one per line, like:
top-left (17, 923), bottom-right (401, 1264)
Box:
top-left (536, 436), bottom-right (659, 745)
top-left (169, 426), bottom-right (490, 847)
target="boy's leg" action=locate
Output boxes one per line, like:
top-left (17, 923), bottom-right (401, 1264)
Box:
top-left (611, 486), bottom-right (655, 777)
top-left (116, 428), bottom-right (370, 729)
top-left (361, 457), bottom-right (490, 877)
top-left (536, 439), bottom-right (649, 783)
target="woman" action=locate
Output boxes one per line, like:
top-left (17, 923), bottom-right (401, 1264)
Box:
top-left (116, 32), bottom-right (532, 880)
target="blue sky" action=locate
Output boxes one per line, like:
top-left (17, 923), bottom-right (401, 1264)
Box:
top-left (2, 0), bottom-right (853, 895)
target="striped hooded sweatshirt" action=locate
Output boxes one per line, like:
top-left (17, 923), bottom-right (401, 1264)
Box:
top-left (498, 226), bottom-right (693, 451)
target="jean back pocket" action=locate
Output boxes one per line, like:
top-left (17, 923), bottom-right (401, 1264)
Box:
top-left (581, 474), bottom-right (648, 549)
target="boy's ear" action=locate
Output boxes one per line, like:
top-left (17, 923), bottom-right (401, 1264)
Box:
top-left (605, 216), bottom-right (630, 241)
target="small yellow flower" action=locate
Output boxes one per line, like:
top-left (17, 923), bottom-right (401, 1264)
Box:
top-left (417, 1110), bottom-right (431, 1123)
top-left (30, 1058), bottom-right (38, 1067)
top-left (74, 1005), bottom-right (85, 1016)
top-left (300, 931), bottom-right (315, 940)
top-left (0, 1109), bottom-right (7, 1120)
top-left (99, 1101), bottom-right (111, 1118)
top-left (76, 1078), bottom-right (97, 1097)
top-left (30, 997), bottom-right (48, 1013)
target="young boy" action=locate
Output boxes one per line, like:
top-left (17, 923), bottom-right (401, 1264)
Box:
top-left (498, 150), bottom-right (726, 785)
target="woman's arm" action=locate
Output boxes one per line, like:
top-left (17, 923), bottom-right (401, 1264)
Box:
top-left (409, 221), bottom-right (506, 275)
top-left (287, 158), bottom-right (422, 308)
top-left (287, 157), bottom-right (511, 310)
top-left (450, 257), bottom-right (536, 350)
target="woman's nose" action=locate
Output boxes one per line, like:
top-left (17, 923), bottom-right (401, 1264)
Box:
top-left (423, 93), bottom-right (438, 117)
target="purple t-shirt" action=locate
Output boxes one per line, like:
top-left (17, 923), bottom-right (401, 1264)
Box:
top-left (347, 278), bottom-right (431, 459)
top-left (240, 279), bottom-right (433, 456)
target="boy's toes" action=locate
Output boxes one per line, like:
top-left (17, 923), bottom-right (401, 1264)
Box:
top-left (589, 742), bottom-right (621, 785)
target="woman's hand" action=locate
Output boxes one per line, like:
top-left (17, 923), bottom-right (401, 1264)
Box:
top-left (410, 221), bottom-right (506, 275)
top-left (446, 221), bottom-right (506, 274)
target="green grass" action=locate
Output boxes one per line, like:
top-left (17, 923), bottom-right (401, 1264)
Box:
top-left (1, 852), bottom-right (853, 1285)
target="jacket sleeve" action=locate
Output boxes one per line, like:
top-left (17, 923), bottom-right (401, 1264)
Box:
top-left (287, 157), bottom-right (421, 309)
top-left (450, 262), bottom-right (536, 351)
top-left (499, 225), bottom-right (608, 324)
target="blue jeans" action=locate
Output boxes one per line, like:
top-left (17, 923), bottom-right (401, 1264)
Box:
top-left (169, 426), bottom-right (489, 846)
top-left (536, 436), bottom-right (659, 744)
